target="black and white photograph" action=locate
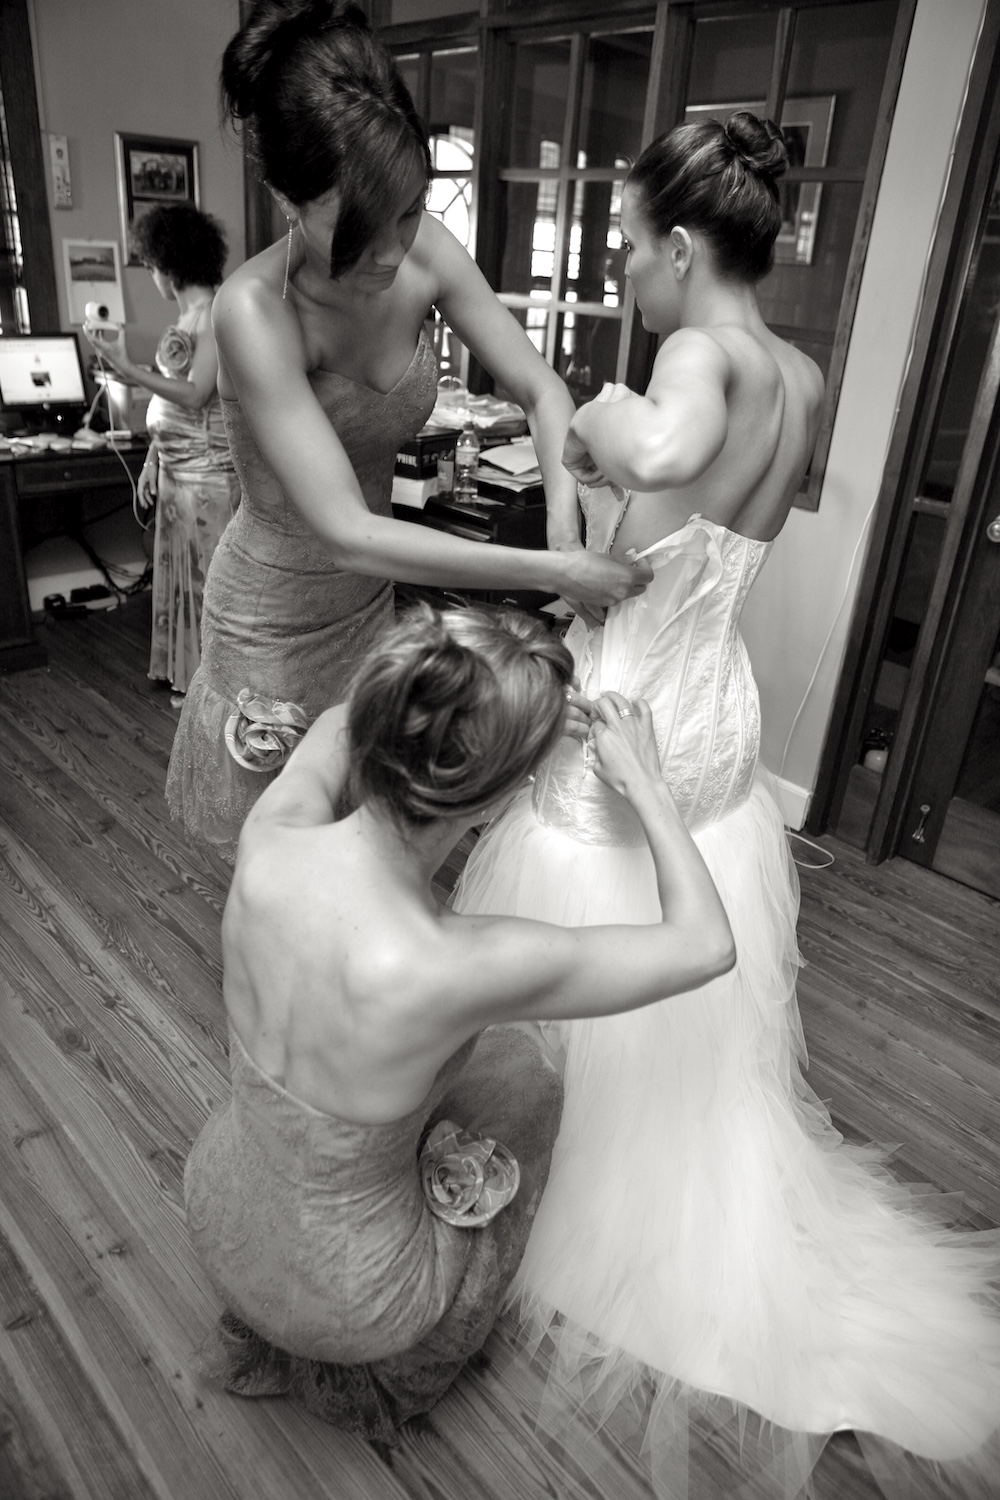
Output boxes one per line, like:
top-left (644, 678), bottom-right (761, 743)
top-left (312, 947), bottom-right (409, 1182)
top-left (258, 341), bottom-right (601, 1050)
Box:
top-left (115, 132), bottom-right (200, 263)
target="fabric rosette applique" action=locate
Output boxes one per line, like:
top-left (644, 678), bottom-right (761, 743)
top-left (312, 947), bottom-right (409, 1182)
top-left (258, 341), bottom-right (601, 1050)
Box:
top-left (157, 326), bottom-right (194, 376)
top-left (419, 1119), bottom-right (520, 1228)
top-left (224, 689), bottom-right (308, 773)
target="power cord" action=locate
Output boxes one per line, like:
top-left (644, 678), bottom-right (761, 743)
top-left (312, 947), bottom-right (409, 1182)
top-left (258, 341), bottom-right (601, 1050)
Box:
top-left (87, 345), bottom-right (149, 532)
top-left (786, 828), bottom-right (836, 870)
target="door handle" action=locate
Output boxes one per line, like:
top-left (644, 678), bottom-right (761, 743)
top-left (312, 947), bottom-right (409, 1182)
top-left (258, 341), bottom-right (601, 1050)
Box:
top-left (987, 514), bottom-right (1000, 542)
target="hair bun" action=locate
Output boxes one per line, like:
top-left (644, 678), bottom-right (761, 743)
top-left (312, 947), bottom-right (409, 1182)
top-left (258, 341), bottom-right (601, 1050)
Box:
top-left (723, 112), bottom-right (788, 182)
top-left (222, 0), bottom-right (370, 122)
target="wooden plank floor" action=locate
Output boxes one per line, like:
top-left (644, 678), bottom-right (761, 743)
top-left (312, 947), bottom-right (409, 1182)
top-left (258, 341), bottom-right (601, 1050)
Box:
top-left (1, 595), bottom-right (997, 1500)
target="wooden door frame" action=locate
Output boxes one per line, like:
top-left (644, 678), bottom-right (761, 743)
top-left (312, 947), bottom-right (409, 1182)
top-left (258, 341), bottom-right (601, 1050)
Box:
top-left (0, 0), bottom-right (59, 332)
top-left (901, 415), bottom-right (1000, 885)
top-left (808, 0), bottom-right (1000, 852)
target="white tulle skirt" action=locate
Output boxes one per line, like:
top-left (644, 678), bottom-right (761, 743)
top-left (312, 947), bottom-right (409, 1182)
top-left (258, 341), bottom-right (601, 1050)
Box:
top-left (453, 772), bottom-right (1000, 1499)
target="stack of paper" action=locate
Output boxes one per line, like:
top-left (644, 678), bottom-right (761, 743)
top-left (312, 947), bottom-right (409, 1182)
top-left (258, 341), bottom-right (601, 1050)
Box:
top-left (392, 474), bottom-right (437, 509)
top-left (478, 440), bottom-right (542, 491)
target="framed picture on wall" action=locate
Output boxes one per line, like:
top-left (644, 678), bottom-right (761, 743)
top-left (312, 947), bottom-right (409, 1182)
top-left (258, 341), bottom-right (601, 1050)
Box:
top-left (114, 133), bottom-right (200, 265)
top-left (683, 98), bottom-right (836, 266)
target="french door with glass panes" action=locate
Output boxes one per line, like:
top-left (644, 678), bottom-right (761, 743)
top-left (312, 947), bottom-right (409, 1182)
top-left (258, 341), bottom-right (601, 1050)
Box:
top-left (457, 0), bottom-right (909, 509)
top-left (891, 165), bottom-right (1000, 898)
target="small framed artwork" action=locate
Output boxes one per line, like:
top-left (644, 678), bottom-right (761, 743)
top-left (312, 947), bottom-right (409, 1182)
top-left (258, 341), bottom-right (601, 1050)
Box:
top-left (62, 239), bottom-right (125, 326)
top-left (683, 97), bottom-right (836, 266)
top-left (115, 133), bottom-right (200, 264)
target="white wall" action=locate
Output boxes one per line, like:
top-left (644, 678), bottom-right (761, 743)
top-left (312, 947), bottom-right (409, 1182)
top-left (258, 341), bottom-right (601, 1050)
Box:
top-left (742, 0), bottom-right (987, 828)
top-left (30, 0), bottom-right (244, 367)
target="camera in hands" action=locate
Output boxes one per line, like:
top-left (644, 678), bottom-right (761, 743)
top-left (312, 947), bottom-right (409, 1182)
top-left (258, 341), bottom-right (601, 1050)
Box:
top-left (84, 301), bottom-right (122, 343)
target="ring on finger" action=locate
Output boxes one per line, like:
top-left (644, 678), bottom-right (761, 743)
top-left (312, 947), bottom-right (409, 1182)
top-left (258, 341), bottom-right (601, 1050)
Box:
top-left (617, 708), bottom-right (634, 719)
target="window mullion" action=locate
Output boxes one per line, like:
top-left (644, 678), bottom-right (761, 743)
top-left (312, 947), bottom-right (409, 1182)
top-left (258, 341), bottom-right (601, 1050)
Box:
top-left (545, 32), bottom-right (586, 367)
top-left (764, 8), bottom-right (796, 125)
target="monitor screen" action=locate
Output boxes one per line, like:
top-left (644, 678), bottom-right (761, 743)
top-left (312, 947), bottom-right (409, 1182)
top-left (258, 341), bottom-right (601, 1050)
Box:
top-left (0, 334), bottom-right (87, 407)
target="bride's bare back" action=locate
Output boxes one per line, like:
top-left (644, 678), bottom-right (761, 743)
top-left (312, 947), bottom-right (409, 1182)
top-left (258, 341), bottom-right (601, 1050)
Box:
top-left (561, 115), bottom-right (824, 555)
top-left (609, 319), bottom-right (824, 559)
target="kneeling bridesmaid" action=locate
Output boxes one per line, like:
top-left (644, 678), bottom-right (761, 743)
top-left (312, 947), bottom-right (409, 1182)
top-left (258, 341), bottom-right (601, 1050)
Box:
top-left (184, 603), bottom-right (733, 1442)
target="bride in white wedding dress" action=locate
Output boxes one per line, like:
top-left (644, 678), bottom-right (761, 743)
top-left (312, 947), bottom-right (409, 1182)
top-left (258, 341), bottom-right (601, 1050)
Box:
top-left (454, 112), bottom-right (1000, 1498)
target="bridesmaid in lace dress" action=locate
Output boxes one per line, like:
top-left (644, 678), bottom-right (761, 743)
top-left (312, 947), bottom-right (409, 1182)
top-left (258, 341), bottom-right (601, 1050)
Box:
top-left (184, 603), bottom-right (733, 1442)
top-left (165, 0), bottom-right (649, 860)
top-left (85, 204), bottom-right (239, 704)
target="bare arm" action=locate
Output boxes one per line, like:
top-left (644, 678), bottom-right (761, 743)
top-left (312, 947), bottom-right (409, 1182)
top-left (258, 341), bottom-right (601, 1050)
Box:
top-left (565, 330), bottom-right (731, 492)
top-left (85, 305), bottom-right (221, 411)
top-left (213, 248), bottom-right (649, 608)
top-left (443, 692), bottom-right (734, 1031)
top-left (239, 703), bottom-right (351, 845)
top-left (428, 217), bottom-right (581, 548)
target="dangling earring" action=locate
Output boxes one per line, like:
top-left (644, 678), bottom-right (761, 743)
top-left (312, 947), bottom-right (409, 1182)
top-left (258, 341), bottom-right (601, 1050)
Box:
top-left (282, 218), bottom-right (295, 301)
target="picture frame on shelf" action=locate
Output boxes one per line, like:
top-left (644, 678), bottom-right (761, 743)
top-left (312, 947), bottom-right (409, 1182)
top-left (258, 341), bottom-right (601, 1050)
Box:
top-left (114, 133), bottom-right (200, 265)
top-left (683, 97), bottom-right (836, 266)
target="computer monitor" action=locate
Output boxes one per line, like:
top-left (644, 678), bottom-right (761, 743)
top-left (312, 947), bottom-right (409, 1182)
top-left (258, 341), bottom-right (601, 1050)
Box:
top-left (0, 333), bottom-right (88, 430)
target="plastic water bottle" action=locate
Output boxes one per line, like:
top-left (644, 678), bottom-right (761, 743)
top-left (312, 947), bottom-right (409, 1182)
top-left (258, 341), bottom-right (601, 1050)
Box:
top-left (454, 423), bottom-right (480, 503)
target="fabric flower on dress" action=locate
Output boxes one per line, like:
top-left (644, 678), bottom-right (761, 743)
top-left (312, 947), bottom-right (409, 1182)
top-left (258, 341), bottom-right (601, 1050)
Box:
top-left (419, 1119), bottom-right (520, 1228)
top-left (224, 689), bottom-right (308, 772)
top-left (157, 326), bottom-right (194, 376)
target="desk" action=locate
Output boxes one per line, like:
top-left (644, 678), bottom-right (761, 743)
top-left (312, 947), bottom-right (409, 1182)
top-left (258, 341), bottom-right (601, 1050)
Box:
top-left (0, 442), bottom-right (147, 672)
top-left (392, 480), bottom-right (557, 615)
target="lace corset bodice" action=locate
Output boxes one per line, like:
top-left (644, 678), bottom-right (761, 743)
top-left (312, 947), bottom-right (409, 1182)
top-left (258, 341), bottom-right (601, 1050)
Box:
top-left (534, 493), bottom-right (771, 845)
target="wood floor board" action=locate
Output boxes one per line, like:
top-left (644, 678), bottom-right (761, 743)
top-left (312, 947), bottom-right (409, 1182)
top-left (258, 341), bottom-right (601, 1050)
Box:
top-left (0, 827), bottom-right (228, 1111)
top-left (0, 1047), bottom-right (405, 1500)
top-left (0, 923), bottom-right (224, 1204)
top-left (0, 1222), bottom-right (157, 1500)
top-left (0, 598), bottom-right (996, 1500)
top-left (0, 736), bottom-right (228, 1039)
top-left (0, 662), bottom-right (230, 908)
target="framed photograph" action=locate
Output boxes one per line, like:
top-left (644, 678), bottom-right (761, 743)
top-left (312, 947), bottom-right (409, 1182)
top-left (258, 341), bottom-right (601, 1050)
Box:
top-left (115, 133), bottom-right (200, 264)
top-left (61, 238), bottom-right (125, 325)
top-left (683, 97), bottom-right (836, 266)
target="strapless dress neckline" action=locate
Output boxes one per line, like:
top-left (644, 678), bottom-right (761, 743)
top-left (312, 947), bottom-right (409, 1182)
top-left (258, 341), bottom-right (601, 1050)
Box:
top-left (217, 327), bottom-right (431, 405)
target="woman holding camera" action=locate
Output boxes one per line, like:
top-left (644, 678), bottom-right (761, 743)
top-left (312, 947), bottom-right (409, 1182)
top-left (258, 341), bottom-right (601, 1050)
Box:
top-left (85, 204), bottom-right (239, 703)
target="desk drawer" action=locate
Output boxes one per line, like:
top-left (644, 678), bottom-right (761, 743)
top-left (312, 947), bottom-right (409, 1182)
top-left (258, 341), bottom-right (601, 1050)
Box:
top-left (15, 454), bottom-right (141, 494)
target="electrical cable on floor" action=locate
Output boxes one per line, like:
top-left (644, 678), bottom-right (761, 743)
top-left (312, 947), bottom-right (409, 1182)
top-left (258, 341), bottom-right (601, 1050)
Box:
top-left (67, 527), bottom-right (151, 600)
top-left (786, 829), bottom-right (836, 870)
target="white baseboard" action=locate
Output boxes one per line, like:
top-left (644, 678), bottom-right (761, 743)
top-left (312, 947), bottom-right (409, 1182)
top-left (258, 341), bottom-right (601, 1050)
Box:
top-left (773, 776), bottom-right (812, 832)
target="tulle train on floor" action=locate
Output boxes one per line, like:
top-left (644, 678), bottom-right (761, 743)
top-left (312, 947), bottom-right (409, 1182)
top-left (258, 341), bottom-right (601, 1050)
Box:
top-left (453, 772), bottom-right (1000, 1498)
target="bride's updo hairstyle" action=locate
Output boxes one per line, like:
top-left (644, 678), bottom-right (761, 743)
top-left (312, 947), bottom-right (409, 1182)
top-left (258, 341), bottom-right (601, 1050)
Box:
top-left (221, 0), bottom-right (431, 277)
top-left (348, 604), bottom-right (573, 828)
top-left (628, 111), bottom-right (788, 282)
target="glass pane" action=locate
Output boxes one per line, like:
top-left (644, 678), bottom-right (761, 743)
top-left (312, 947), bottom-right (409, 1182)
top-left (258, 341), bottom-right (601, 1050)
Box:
top-left (562, 178), bottom-right (628, 308)
top-left (954, 633), bottom-right (1000, 812)
top-left (500, 181), bottom-right (558, 297)
top-left (509, 39), bottom-right (572, 169)
top-left (862, 512), bottom-right (947, 764)
top-left (554, 310), bottom-right (621, 404)
top-left (578, 31), bottom-right (654, 168)
top-left (687, 13), bottom-right (776, 107)
top-left (426, 157), bottom-right (473, 250)
top-left (919, 167), bottom-right (1000, 503)
top-left (785, 2), bottom-right (898, 173)
top-left (757, 181), bottom-right (864, 336)
top-left (429, 46), bottom-right (476, 134)
top-left (396, 53), bottom-right (420, 111)
top-left (389, 0), bottom-right (472, 22)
